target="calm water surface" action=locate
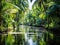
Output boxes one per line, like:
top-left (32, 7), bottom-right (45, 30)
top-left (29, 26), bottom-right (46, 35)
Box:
top-left (1, 25), bottom-right (46, 45)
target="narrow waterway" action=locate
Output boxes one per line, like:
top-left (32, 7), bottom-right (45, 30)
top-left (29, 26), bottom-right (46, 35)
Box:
top-left (0, 25), bottom-right (46, 45)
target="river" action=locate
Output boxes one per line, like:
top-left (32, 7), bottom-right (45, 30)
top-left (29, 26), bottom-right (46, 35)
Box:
top-left (0, 25), bottom-right (46, 45)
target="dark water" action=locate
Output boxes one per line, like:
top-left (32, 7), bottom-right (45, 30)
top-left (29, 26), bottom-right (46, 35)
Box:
top-left (0, 25), bottom-right (46, 45)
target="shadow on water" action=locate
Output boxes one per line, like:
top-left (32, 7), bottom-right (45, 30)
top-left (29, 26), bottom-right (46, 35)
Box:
top-left (0, 25), bottom-right (46, 45)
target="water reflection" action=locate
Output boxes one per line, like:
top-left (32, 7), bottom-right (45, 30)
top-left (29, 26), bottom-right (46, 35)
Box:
top-left (28, 37), bottom-right (36, 45)
top-left (1, 25), bottom-right (45, 45)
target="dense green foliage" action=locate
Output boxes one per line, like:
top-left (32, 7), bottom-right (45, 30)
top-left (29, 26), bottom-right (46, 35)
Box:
top-left (0, 0), bottom-right (60, 45)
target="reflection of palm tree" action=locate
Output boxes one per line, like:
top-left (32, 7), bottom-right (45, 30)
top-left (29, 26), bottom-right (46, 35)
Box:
top-left (28, 38), bottom-right (33, 45)
top-left (28, 37), bottom-right (37, 45)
